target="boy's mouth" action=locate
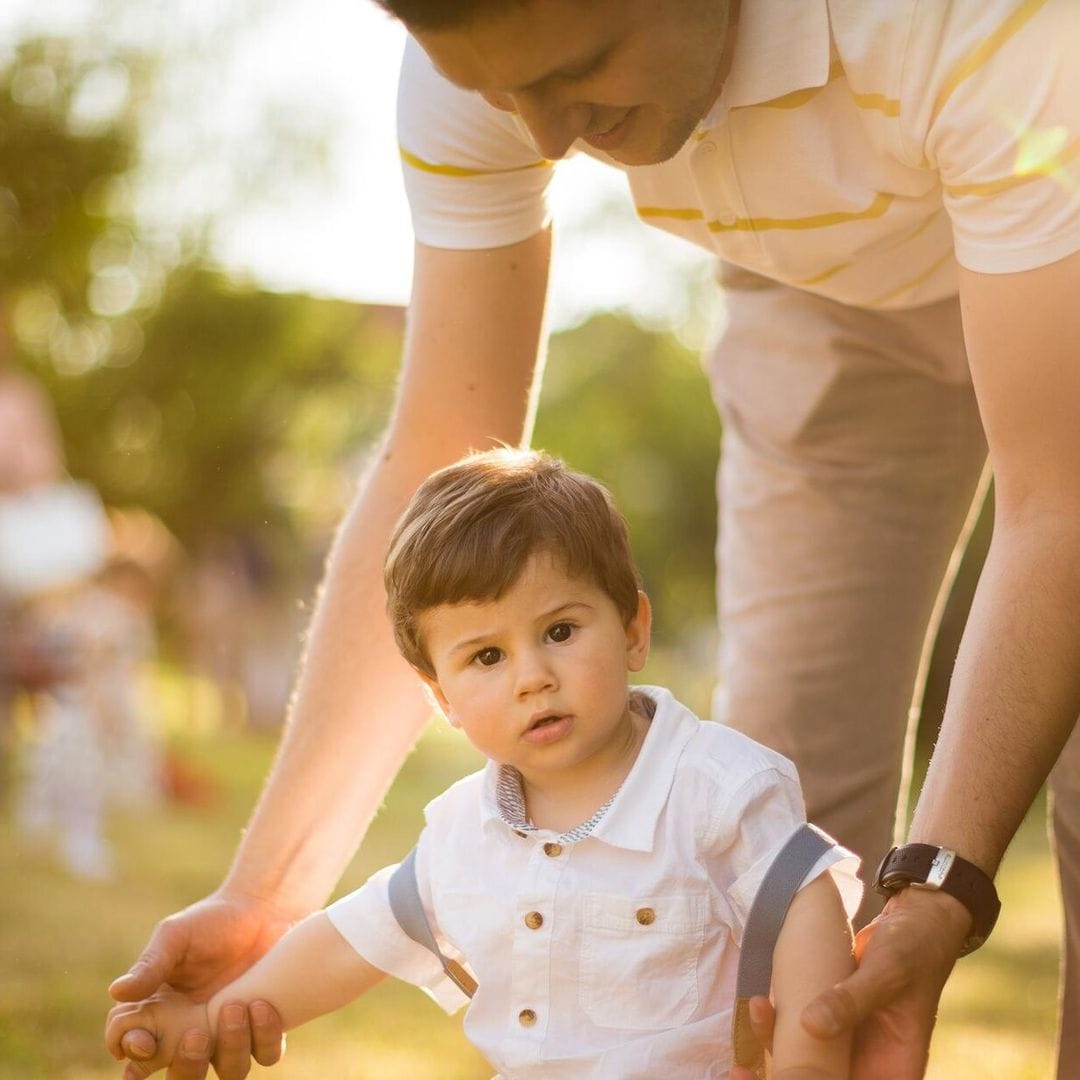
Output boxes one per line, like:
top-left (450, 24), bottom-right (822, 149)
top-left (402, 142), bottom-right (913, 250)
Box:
top-left (523, 712), bottom-right (573, 744)
top-left (527, 712), bottom-right (563, 731)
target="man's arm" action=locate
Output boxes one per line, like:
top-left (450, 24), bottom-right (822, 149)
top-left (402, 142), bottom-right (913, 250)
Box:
top-left (110, 230), bottom-right (553, 1079)
top-left (798, 248), bottom-right (1080, 1076)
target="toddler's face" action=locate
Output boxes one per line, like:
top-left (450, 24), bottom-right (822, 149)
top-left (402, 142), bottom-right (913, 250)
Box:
top-left (416, 552), bottom-right (650, 786)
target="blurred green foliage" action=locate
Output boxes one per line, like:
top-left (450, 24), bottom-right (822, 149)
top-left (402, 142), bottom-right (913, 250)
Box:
top-left (536, 313), bottom-right (721, 646)
top-left (0, 31), bottom-right (721, 649)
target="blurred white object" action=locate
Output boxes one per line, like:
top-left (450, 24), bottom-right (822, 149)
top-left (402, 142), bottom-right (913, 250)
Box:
top-left (0, 482), bottom-right (109, 598)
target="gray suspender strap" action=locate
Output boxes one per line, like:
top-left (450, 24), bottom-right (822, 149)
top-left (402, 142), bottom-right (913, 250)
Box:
top-left (387, 847), bottom-right (478, 998)
top-left (731, 822), bottom-right (834, 1072)
top-left (387, 820), bottom-right (832, 1062)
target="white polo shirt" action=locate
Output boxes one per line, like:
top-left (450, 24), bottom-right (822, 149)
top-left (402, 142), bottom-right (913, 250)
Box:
top-left (327, 687), bottom-right (860, 1079)
top-left (397, 0), bottom-right (1080, 309)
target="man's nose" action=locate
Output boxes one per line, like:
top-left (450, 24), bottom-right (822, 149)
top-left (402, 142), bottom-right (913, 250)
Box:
top-left (482, 89), bottom-right (587, 161)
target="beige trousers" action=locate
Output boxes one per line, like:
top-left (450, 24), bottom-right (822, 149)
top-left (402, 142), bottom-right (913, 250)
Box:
top-left (707, 265), bottom-right (1077, 1076)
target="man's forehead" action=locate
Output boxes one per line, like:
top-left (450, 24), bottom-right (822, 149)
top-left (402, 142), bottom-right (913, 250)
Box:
top-left (412, 0), bottom-right (623, 93)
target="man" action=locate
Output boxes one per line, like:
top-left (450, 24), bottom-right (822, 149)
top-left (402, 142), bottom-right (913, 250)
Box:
top-left (111, 1), bottom-right (1080, 1077)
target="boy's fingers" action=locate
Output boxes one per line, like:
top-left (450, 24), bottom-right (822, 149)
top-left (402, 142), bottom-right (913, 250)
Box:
top-left (249, 1000), bottom-right (285, 1067)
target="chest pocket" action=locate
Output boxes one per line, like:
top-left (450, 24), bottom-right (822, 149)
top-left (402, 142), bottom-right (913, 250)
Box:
top-left (578, 890), bottom-right (708, 1030)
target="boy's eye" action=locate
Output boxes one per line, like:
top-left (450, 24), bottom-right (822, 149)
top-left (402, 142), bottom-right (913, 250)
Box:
top-left (473, 647), bottom-right (503, 667)
top-left (547, 621), bottom-right (574, 643)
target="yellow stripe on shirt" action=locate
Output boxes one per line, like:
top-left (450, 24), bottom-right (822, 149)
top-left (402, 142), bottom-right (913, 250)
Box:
top-left (944, 134), bottom-right (1080, 197)
top-left (637, 193), bottom-right (896, 233)
top-left (709, 192), bottom-right (896, 233)
top-left (868, 249), bottom-right (955, 307)
top-left (931, 0), bottom-right (1050, 125)
top-left (758, 60), bottom-right (845, 110)
top-left (850, 90), bottom-right (901, 117)
top-left (399, 146), bottom-right (552, 178)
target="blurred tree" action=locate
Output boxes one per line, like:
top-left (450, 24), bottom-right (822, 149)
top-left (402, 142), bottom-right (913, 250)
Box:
top-left (536, 313), bottom-right (721, 649)
top-left (0, 36), bottom-right (149, 371)
top-left (55, 267), bottom-right (401, 568)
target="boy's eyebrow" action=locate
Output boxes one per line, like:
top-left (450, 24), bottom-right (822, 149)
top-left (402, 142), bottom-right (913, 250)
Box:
top-left (446, 600), bottom-right (596, 657)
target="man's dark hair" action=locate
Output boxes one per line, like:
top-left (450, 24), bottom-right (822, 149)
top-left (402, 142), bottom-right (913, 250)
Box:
top-left (375, 0), bottom-right (527, 30)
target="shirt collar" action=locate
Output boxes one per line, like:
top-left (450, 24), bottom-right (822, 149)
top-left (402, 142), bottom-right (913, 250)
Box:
top-left (586, 687), bottom-right (699, 853)
top-left (703, 0), bottom-right (832, 123)
top-left (479, 686), bottom-right (700, 852)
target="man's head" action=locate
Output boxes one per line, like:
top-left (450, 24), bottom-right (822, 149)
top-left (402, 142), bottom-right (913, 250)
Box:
top-left (379, 0), bottom-right (735, 165)
top-left (385, 448), bottom-right (642, 678)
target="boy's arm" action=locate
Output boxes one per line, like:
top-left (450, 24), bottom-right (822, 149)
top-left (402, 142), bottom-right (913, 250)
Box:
top-left (204, 911), bottom-right (386, 1033)
top-left (768, 874), bottom-right (855, 1079)
top-left (108, 913), bottom-right (386, 1076)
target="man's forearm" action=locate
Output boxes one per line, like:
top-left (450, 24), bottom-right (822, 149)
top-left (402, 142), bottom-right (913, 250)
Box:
top-left (221, 453), bottom-right (437, 914)
top-left (910, 511), bottom-right (1080, 874)
top-left (216, 234), bottom-right (552, 916)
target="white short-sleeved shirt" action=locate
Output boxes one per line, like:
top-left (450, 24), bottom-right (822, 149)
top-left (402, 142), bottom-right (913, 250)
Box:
top-left (397, 0), bottom-right (1080, 309)
top-left (328, 687), bottom-right (861, 1079)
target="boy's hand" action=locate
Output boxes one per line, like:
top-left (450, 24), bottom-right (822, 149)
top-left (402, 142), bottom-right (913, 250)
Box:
top-left (108, 888), bottom-right (294, 1078)
top-left (105, 987), bottom-right (209, 1079)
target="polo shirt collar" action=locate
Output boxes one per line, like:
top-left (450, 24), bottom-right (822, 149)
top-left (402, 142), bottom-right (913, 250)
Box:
top-left (704, 0), bottom-right (832, 122)
top-left (478, 686), bottom-right (699, 853)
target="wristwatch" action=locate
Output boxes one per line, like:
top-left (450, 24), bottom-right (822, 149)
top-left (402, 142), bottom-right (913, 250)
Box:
top-left (874, 844), bottom-right (1001, 956)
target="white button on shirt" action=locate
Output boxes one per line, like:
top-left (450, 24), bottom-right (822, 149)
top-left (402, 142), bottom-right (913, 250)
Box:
top-left (327, 687), bottom-right (861, 1078)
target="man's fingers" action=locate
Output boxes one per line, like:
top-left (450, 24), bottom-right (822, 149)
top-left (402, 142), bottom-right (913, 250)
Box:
top-left (163, 1030), bottom-right (211, 1080)
top-left (120, 1028), bottom-right (158, 1062)
top-left (249, 1000), bottom-right (285, 1067)
top-left (110, 924), bottom-right (183, 1002)
top-left (212, 1002), bottom-right (252, 1080)
top-left (747, 994), bottom-right (775, 1047)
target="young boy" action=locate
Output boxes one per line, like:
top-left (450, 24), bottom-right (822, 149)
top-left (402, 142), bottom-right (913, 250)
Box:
top-left (107, 448), bottom-right (861, 1078)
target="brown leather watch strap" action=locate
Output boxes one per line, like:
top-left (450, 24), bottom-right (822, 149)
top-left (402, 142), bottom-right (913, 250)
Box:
top-left (874, 843), bottom-right (1000, 955)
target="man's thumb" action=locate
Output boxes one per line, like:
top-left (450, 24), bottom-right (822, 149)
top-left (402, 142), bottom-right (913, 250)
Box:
top-left (800, 965), bottom-right (895, 1039)
top-left (109, 928), bottom-right (178, 1001)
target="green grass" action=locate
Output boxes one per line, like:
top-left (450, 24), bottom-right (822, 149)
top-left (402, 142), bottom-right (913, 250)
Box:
top-left (1, 704), bottom-right (1062, 1078)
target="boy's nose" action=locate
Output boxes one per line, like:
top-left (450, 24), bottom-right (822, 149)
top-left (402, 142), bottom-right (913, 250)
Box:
top-left (514, 650), bottom-right (557, 697)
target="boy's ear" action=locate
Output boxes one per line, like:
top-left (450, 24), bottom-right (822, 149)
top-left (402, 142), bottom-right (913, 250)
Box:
top-left (625, 590), bottom-right (652, 673)
top-left (417, 670), bottom-right (460, 727)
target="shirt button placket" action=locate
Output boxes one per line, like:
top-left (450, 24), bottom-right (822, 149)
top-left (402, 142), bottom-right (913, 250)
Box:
top-left (511, 838), bottom-right (566, 1051)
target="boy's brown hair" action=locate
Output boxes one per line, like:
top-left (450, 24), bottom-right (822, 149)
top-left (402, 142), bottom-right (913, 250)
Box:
top-left (385, 448), bottom-right (642, 676)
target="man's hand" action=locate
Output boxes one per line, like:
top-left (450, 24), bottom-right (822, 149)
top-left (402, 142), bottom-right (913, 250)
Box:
top-left (109, 890), bottom-right (300, 1079)
top-left (729, 888), bottom-right (971, 1080)
top-left (806, 888), bottom-right (970, 1079)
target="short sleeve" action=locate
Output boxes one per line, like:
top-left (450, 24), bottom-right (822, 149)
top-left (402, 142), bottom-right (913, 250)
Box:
top-left (396, 36), bottom-right (555, 250)
top-left (704, 762), bottom-right (862, 944)
top-left (326, 842), bottom-right (470, 1015)
top-left (904, 0), bottom-right (1080, 273)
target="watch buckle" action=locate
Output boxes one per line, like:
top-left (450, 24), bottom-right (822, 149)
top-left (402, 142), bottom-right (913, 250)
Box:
top-left (911, 847), bottom-right (956, 891)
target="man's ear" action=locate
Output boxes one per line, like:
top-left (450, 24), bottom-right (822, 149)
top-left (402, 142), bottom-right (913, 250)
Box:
top-left (417, 670), bottom-right (459, 727)
top-left (626, 591), bottom-right (652, 673)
